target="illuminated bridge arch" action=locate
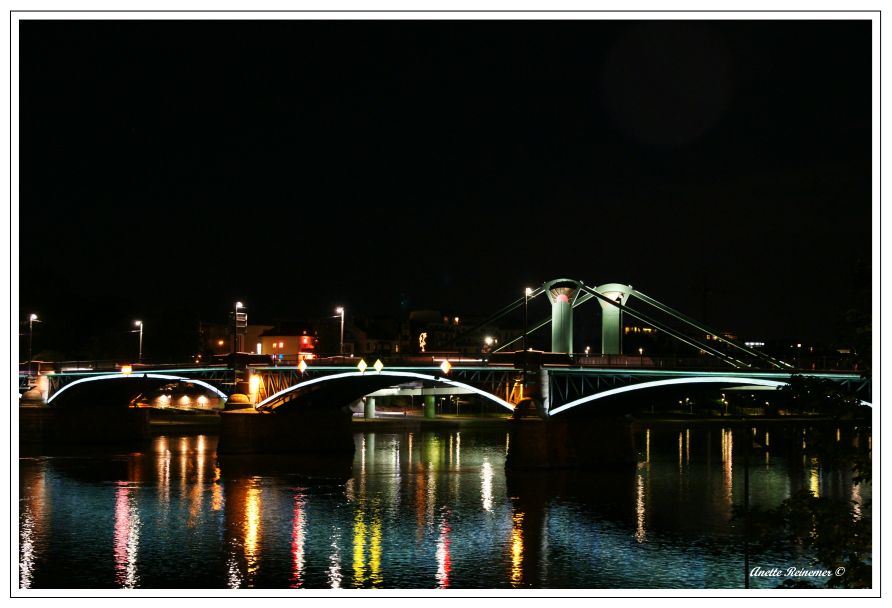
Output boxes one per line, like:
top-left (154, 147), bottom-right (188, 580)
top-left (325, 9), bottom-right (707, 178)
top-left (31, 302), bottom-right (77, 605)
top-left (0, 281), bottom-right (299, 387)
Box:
top-left (256, 370), bottom-right (515, 413)
top-left (46, 373), bottom-right (229, 407)
top-left (547, 376), bottom-right (792, 417)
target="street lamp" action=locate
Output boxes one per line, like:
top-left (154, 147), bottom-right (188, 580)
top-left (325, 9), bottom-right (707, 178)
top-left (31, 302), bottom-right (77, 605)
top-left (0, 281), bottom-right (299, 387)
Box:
top-left (28, 313), bottom-right (40, 377)
top-left (336, 307), bottom-right (345, 355)
top-left (523, 287), bottom-right (533, 387)
top-left (133, 320), bottom-right (143, 363)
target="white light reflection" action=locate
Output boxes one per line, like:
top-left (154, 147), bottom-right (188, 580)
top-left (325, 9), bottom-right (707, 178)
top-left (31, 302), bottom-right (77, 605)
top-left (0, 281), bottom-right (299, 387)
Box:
top-left (19, 505), bottom-right (35, 589)
top-left (291, 493), bottom-right (306, 588)
top-left (328, 526), bottom-right (343, 589)
top-left (436, 512), bottom-right (451, 588)
top-left (635, 464), bottom-right (646, 543)
top-left (481, 459), bottom-right (494, 512)
top-left (227, 547), bottom-right (242, 589)
top-left (113, 483), bottom-right (140, 589)
top-left (455, 432), bottom-right (461, 469)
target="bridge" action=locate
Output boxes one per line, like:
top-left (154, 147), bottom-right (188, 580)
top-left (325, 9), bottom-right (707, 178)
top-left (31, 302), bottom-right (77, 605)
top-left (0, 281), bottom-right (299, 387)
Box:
top-left (22, 277), bottom-right (871, 463)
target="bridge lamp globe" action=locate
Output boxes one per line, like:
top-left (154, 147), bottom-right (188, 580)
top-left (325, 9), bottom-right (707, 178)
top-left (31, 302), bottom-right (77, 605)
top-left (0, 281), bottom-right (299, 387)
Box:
top-left (484, 336), bottom-right (494, 346)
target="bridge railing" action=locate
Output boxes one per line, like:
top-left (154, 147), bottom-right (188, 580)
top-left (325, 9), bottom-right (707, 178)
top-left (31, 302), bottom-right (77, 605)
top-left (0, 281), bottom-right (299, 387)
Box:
top-left (20, 352), bottom-right (864, 377)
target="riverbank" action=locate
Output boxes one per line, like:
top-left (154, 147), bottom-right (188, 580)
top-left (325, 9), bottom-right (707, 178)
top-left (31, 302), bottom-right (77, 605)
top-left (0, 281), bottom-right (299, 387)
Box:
top-left (145, 411), bottom-right (870, 435)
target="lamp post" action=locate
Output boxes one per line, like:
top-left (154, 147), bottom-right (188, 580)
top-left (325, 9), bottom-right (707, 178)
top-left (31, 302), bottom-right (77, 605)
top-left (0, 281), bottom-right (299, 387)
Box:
top-left (336, 307), bottom-right (345, 356)
top-left (28, 313), bottom-right (39, 377)
top-left (234, 301), bottom-right (244, 353)
top-left (133, 320), bottom-right (143, 363)
top-left (523, 287), bottom-right (532, 387)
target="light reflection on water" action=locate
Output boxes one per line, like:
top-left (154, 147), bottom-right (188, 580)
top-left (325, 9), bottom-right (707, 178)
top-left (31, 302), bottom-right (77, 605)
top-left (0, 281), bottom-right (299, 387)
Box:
top-left (18, 427), bottom-right (871, 589)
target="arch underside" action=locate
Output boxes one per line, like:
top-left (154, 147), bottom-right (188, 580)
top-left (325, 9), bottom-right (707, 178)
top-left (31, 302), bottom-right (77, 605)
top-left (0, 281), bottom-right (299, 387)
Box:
top-left (257, 371), bottom-right (515, 413)
top-left (547, 376), bottom-right (792, 416)
top-left (46, 373), bottom-right (228, 407)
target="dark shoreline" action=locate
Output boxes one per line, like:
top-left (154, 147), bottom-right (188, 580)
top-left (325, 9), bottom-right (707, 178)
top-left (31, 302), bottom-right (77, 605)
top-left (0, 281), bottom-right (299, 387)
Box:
top-left (145, 411), bottom-right (871, 435)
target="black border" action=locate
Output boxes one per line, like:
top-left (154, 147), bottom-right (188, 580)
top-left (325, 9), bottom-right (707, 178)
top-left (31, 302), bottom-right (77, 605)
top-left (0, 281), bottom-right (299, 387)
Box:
top-left (9, 9), bottom-right (882, 600)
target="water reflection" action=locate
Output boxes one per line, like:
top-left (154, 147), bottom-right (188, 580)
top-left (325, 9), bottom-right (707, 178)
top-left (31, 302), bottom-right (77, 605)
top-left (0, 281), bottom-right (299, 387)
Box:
top-left (290, 492), bottom-right (306, 588)
top-left (436, 511), bottom-right (452, 588)
top-left (19, 464), bottom-right (47, 589)
top-left (510, 511), bottom-right (524, 587)
top-left (635, 464), bottom-right (647, 543)
top-left (481, 459), bottom-right (494, 512)
top-left (113, 482), bottom-right (140, 588)
top-left (328, 526), bottom-right (343, 589)
top-left (17, 427), bottom-right (872, 589)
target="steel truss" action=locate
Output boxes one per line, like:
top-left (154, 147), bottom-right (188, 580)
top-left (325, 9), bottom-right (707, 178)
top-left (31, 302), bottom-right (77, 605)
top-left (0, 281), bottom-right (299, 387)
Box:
top-left (252, 366), bottom-right (521, 403)
top-left (45, 367), bottom-right (235, 399)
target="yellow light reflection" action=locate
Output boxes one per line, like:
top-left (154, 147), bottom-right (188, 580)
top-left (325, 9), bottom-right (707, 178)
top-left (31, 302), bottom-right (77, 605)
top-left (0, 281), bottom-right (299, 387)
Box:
top-left (510, 511), bottom-right (524, 587)
top-left (809, 460), bottom-right (821, 497)
top-left (678, 431), bottom-right (683, 470)
top-left (211, 466), bottom-right (223, 511)
top-left (188, 437), bottom-right (205, 527)
top-left (685, 429), bottom-right (690, 464)
top-left (852, 483), bottom-right (862, 520)
top-left (415, 464), bottom-right (426, 541)
top-left (244, 484), bottom-right (262, 583)
top-left (352, 502), bottom-right (367, 588)
top-left (645, 428), bottom-right (651, 463)
top-left (722, 429), bottom-right (733, 505)
top-left (369, 504), bottom-right (383, 588)
top-left (157, 437), bottom-right (170, 507)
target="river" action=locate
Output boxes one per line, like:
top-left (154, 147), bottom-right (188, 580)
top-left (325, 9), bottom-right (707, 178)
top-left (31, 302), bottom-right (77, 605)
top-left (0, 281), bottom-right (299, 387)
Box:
top-left (17, 424), bottom-right (870, 590)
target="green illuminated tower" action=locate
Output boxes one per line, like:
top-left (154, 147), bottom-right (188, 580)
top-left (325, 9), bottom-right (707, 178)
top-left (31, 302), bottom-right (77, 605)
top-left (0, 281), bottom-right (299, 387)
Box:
top-left (596, 283), bottom-right (632, 355)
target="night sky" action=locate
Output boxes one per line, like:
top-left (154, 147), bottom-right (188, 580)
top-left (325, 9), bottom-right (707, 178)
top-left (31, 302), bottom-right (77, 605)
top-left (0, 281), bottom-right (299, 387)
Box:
top-left (18, 19), bottom-right (872, 359)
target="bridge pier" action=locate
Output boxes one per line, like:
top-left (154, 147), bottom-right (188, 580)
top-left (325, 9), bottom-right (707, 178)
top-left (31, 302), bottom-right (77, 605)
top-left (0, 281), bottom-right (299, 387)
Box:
top-left (506, 415), bottom-right (636, 469)
top-left (364, 396), bottom-right (376, 419)
top-left (424, 394), bottom-right (436, 419)
top-left (20, 407), bottom-right (151, 444)
top-left (218, 407), bottom-right (355, 454)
